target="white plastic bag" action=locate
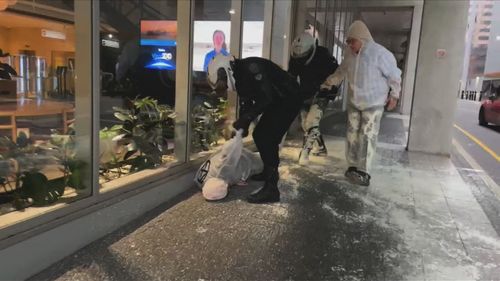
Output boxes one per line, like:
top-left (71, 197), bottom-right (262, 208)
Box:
top-left (195, 130), bottom-right (243, 188)
top-left (210, 130), bottom-right (244, 181)
top-left (202, 178), bottom-right (229, 201)
top-left (195, 130), bottom-right (263, 200)
top-left (233, 149), bottom-right (262, 183)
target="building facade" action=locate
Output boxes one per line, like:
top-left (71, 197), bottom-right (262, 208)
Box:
top-left (463, 0), bottom-right (500, 92)
top-left (0, 0), bottom-right (469, 279)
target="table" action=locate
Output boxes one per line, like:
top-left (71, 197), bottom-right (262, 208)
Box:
top-left (0, 99), bottom-right (75, 140)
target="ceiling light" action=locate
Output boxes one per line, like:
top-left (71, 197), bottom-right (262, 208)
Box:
top-left (108, 34), bottom-right (113, 39)
top-left (102, 39), bottom-right (119, 48)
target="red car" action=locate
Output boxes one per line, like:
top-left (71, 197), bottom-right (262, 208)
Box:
top-left (479, 88), bottom-right (500, 126)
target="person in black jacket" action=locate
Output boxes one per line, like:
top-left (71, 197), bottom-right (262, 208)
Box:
top-left (288, 33), bottom-right (338, 165)
top-left (0, 49), bottom-right (17, 80)
top-left (207, 54), bottom-right (301, 204)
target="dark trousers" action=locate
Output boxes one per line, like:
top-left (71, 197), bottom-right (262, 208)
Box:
top-left (252, 97), bottom-right (302, 167)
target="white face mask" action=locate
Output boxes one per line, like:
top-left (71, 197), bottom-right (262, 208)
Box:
top-left (207, 53), bottom-right (236, 92)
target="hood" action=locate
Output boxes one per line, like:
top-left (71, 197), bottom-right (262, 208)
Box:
top-left (346, 20), bottom-right (373, 42)
top-left (207, 53), bottom-right (236, 92)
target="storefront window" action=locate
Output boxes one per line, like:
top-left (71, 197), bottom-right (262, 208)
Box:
top-left (241, 0), bottom-right (265, 58)
top-left (0, 0), bottom-right (91, 228)
top-left (99, 0), bottom-right (179, 188)
top-left (190, 0), bottom-right (234, 159)
top-left (332, 0), bottom-right (348, 64)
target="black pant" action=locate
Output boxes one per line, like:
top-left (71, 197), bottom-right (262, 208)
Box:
top-left (252, 97), bottom-right (302, 167)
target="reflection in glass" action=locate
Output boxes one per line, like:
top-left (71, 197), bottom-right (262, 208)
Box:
top-left (241, 0), bottom-right (265, 59)
top-left (99, 0), bottom-right (179, 186)
top-left (0, 0), bottom-right (89, 227)
top-left (190, 0), bottom-right (234, 159)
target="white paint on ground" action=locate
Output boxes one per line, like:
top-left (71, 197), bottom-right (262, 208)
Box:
top-left (279, 164), bottom-right (301, 200)
top-left (196, 227), bottom-right (208, 234)
top-left (452, 139), bottom-right (500, 200)
top-left (273, 136), bottom-right (498, 280)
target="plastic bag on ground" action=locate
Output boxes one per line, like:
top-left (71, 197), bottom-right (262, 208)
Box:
top-left (202, 178), bottom-right (228, 201)
top-left (195, 130), bottom-right (263, 200)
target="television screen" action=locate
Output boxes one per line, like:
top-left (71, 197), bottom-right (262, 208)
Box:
top-left (140, 20), bottom-right (177, 70)
top-left (192, 21), bottom-right (231, 71)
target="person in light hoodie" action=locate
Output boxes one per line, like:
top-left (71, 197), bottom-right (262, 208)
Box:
top-left (320, 20), bottom-right (401, 186)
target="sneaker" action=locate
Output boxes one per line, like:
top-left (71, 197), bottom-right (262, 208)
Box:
top-left (311, 146), bottom-right (328, 156)
top-left (347, 170), bottom-right (371, 186)
top-left (344, 167), bottom-right (358, 179)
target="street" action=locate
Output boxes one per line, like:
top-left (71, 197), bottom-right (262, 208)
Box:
top-left (453, 100), bottom-right (500, 186)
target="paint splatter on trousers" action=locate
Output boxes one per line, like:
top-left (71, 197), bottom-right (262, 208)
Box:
top-left (346, 105), bottom-right (384, 173)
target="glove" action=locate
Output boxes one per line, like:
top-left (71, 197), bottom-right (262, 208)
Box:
top-left (318, 86), bottom-right (338, 100)
top-left (230, 128), bottom-right (246, 138)
top-left (232, 117), bottom-right (252, 137)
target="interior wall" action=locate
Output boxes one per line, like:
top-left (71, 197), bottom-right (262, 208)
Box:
top-left (408, 0), bottom-right (469, 155)
top-left (0, 27), bottom-right (75, 72)
top-left (0, 26), bottom-right (8, 51)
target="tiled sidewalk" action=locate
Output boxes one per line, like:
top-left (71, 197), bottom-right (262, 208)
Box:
top-left (31, 131), bottom-right (500, 281)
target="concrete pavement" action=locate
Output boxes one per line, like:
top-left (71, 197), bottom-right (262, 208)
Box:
top-left (30, 108), bottom-right (500, 281)
top-left (454, 100), bottom-right (500, 186)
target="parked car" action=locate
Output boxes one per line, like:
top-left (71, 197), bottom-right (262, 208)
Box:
top-left (479, 87), bottom-right (500, 126)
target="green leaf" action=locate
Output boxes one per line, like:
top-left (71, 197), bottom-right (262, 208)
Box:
top-left (114, 112), bottom-right (132, 122)
top-left (110, 124), bottom-right (123, 131)
top-left (67, 160), bottom-right (88, 190)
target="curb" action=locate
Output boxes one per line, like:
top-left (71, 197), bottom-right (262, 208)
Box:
top-left (452, 138), bottom-right (500, 200)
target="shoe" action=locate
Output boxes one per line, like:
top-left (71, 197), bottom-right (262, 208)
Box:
top-left (298, 149), bottom-right (310, 165)
top-left (344, 167), bottom-right (358, 178)
top-left (247, 183), bottom-right (280, 204)
top-left (311, 146), bottom-right (327, 156)
top-left (347, 170), bottom-right (371, 186)
top-left (247, 167), bottom-right (280, 204)
top-left (312, 135), bottom-right (328, 156)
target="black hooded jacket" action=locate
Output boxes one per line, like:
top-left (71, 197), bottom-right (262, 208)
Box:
top-left (0, 63), bottom-right (17, 80)
top-left (288, 46), bottom-right (338, 99)
top-left (231, 57), bottom-right (300, 122)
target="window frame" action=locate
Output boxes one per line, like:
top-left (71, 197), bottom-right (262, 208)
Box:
top-left (0, 0), bottom-right (262, 249)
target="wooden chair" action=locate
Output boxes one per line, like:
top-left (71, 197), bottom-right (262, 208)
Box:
top-left (62, 108), bottom-right (75, 134)
top-left (0, 112), bottom-right (16, 141)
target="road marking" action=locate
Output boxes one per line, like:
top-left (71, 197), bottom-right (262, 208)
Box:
top-left (453, 139), bottom-right (500, 201)
top-left (456, 167), bottom-right (486, 173)
top-left (454, 124), bottom-right (500, 162)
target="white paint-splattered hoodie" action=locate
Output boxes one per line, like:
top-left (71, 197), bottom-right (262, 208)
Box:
top-left (321, 21), bottom-right (402, 111)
